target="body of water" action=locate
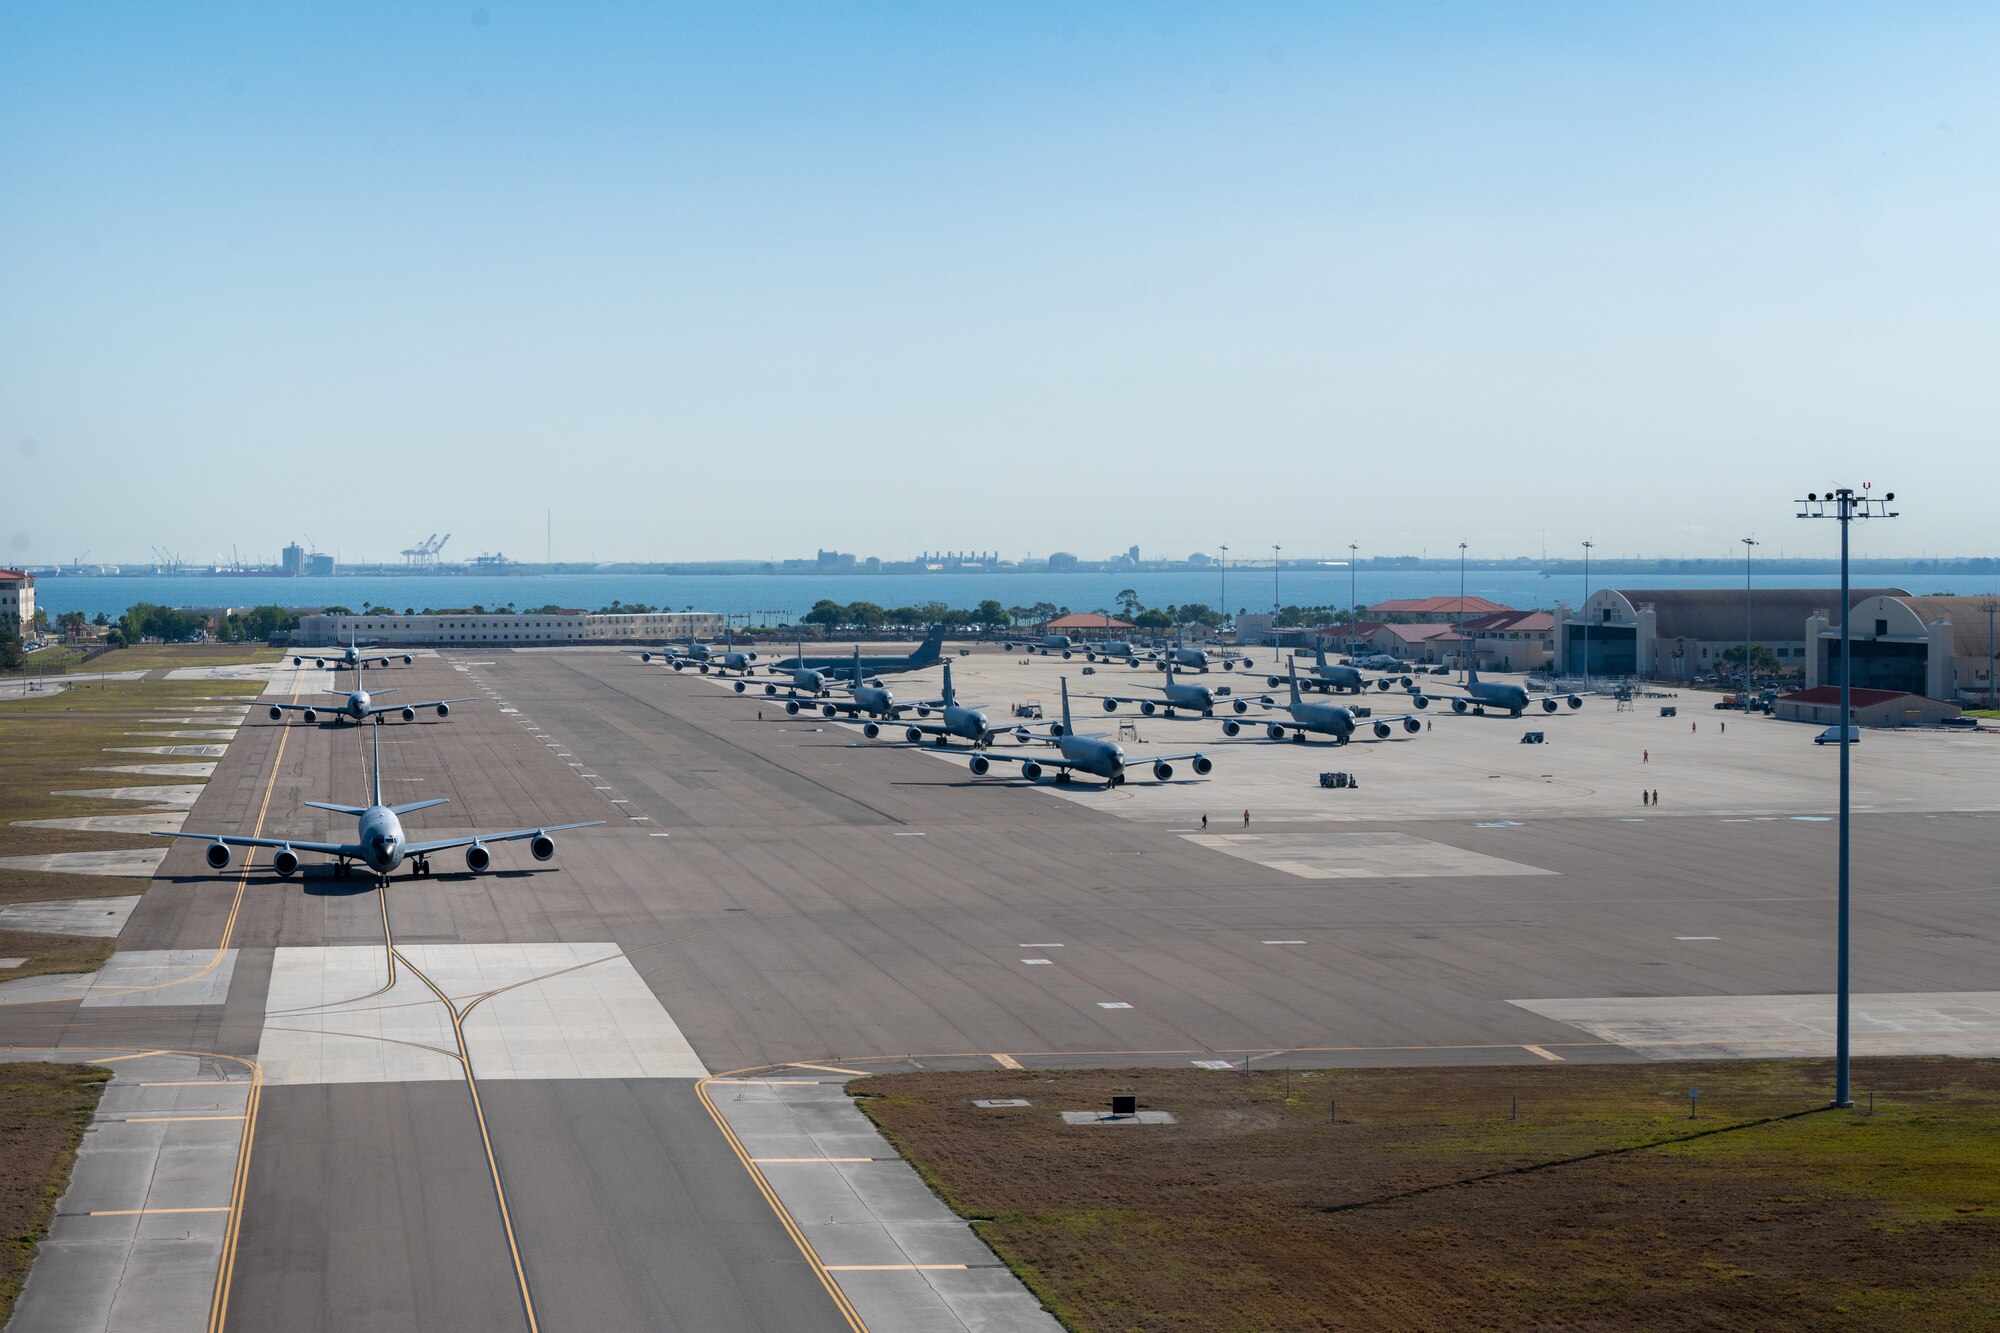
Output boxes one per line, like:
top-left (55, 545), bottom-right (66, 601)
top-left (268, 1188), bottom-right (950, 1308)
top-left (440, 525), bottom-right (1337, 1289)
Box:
top-left (27, 568), bottom-right (1999, 624)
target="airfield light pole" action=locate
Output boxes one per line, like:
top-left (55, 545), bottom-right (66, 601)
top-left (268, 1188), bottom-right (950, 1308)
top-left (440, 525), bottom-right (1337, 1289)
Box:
top-left (1272, 545), bottom-right (1281, 618)
top-left (1348, 542), bottom-right (1359, 617)
top-left (1580, 540), bottom-right (1594, 691)
top-left (1220, 546), bottom-right (1229, 630)
top-left (1457, 542), bottom-right (1469, 682)
top-left (1796, 485), bottom-right (1897, 1109)
top-left (1742, 537), bottom-right (1760, 694)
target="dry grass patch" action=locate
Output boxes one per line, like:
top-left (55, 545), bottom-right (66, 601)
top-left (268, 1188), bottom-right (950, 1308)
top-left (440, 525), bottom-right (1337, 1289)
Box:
top-left (0, 1063), bottom-right (109, 1326)
top-left (857, 1059), bottom-right (2000, 1332)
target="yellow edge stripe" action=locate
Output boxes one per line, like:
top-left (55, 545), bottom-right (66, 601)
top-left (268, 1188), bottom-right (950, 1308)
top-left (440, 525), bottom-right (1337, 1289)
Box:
top-left (696, 1073), bottom-right (870, 1333)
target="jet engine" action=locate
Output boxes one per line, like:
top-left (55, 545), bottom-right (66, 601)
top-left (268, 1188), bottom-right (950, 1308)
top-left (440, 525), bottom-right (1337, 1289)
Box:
top-left (401, 707), bottom-right (416, 721)
top-left (1373, 721), bottom-right (1392, 739)
top-left (1375, 679), bottom-right (1392, 691)
top-left (673, 662), bottom-right (686, 671)
top-left (821, 704), bottom-right (838, 719)
top-left (1191, 756), bottom-right (1213, 775)
top-left (763, 683), bottom-right (778, 696)
top-left (435, 704), bottom-right (451, 718)
top-left (301, 707), bottom-right (319, 724)
top-left (1233, 699), bottom-right (1251, 714)
top-left (1153, 761), bottom-right (1174, 780)
top-left (862, 722), bottom-right (881, 739)
top-left (292, 656), bottom-right (305, 666)
top-left (1222, 720), bottom-right (1242, 737)
top-left (1567, 695), bottom-right (1583, 709)
top-left (1102, 699), bottom-right (1119, 712)
top-left (400, 655), bottom-right (414, 665)
top-left (968, 755), bottom-right (991, 776)
top-left (269, 705), bottom-right (285, 720)
top-left (1402, 716), bottom-right (1422, 734)
top-left (905, 726), bottom-right (924, 743)
top-left (1399, 675), bottom-right (1414, 688)
top-left (313, 658), bottom-right (327, 669)
top-left (530, 834), bottom-right (556, 862)
top-left (915, 706), bottom-right (931, 717)
top-left (205, 841), bottom-right (232, 869)
top-left (1410, 694), bottom-right (1429, 709)
top-left (734, 681), bottom-right (748, 693)
top-left (784, 700), bottom-right (802, 715)
top-left (1139, 701), bottom-right (1156, 716)
top-left (1266, 723), bottom-right (1287, 740)
top-left (1049, 721), bottom-right (1066, 737)
top-left (465, 843), bottom-right (491, 873)
top-left (1061, 650), bottom-right (1072, 659)
top-left (640, 652), bottom-right (654, 662)
top-left (1451, 698), bottom-right (1469, 714)
top-left (698, 663), bottom-right (711, 674)
top-left (272, 848), bottom-right (300, 878)
top-left (1021, 760), bottom-right (1044, 780)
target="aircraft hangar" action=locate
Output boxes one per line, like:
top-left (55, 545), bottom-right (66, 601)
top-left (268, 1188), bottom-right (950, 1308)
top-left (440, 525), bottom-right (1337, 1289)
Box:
top-left (1552, 587), bottom-right (1910, 680)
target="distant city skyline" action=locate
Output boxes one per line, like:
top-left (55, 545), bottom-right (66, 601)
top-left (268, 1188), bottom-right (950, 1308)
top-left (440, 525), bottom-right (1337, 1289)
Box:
top-left (4, 3), bottom-right (1993, 558)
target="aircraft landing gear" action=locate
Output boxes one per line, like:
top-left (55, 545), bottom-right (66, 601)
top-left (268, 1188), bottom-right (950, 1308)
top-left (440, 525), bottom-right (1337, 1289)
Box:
top-left (1056, 771), bottom-right (1074, 784)
top-left (409, 856), bottom-right (432, 879)
top-left (333, 859), bottom-right (353, 879)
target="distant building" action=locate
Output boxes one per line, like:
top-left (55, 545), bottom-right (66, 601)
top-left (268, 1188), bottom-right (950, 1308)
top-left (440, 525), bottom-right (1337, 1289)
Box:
top-left (294, 610), bottom-right (725, 648)
top-left (1808, 593), bottom-right (2000, 701)
top-left (281, 543), bottom-right (305, 577)
top-left (1458, 610), bottom-right (1556, 672)
top-left (1046, 552), bottom-right (1079, 571)
top-left (0, 568), bottom-right (34, 634)
top-left (305, 552), bottom-right (337, 577)
top-left (1363, 596), bottom-right (1513, 624)
top-left (1555, 588), bottom-right (1909, 680)
top-left (1034, 612), bottom-right (1135, 639)
top-left (815, 549), bottom-right (857, 571)
top-left (1774, 686), bottom-right (1960, 728)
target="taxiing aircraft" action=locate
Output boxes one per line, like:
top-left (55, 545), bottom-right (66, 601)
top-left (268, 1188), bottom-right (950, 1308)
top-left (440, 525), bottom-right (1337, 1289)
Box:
top-left (265, 667), bottom-right (470, 725)
top-left (292, 629), bottom-right (412, 670)
top-left (1087, 657), bottom-right (1268, 718)
top-left (965, 678), bottom-right (1213, 786)
top-left (1002, 632), bottom-right (1079, 657)
top-left (1083, 639), bottom-right (1144, 664)
top-left (1224, 661), bottom-right (1422, 744)
top-left (1142, 632), bottom-right (1252, 673)
top-left (1409, 664), bottom-right (1584, 718)
top-left (156, 720), bottom-right (602, 884)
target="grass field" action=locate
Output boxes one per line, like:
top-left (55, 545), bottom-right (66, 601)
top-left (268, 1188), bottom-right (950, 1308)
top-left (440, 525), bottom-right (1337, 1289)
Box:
top-left (0, 1063), bottom-right (109, 1326)
top-left (858, 1059), bottom-right (2000, 1332)
top-left (0, 675), bottom-right (268, 974)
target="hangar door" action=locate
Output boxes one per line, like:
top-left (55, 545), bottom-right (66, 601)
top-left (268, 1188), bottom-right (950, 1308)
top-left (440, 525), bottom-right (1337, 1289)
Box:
top-left (1567, 623), bottom-right (1635, 676)
top-left (1820, 639), bottom-right (1928, 694)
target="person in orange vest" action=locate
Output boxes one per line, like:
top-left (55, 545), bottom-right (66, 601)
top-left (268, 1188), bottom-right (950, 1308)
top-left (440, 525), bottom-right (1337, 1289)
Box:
top-left (1242, 809), bottom-right (1250, 829)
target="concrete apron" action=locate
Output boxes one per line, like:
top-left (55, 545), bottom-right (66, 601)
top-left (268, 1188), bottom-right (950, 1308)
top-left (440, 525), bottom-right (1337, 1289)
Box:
top-left (3, 1051), bottom-right (253, 1333)
top-left (705, 1076), bottom-right (1062, 1332)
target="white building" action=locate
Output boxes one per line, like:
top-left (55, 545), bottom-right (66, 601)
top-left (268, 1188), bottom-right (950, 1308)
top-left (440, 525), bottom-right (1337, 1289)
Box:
top-left (0, 569), bottom-right (33, 635)
top-left (294, 610), bottom-right (726, 648)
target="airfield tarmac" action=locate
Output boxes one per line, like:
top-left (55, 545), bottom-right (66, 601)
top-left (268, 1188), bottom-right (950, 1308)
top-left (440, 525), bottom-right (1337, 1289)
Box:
top-left (3, 642), bottom-right (1997, 1331)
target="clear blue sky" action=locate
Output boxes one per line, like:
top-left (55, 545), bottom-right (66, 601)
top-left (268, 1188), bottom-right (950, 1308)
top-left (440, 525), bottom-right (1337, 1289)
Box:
top-left (3, 2), bottom-right (1992, 564)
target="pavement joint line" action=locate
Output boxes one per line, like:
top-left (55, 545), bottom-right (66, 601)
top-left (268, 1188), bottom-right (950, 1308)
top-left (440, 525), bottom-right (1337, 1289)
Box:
top-left (84, 1207), bottom-right (232, 1217)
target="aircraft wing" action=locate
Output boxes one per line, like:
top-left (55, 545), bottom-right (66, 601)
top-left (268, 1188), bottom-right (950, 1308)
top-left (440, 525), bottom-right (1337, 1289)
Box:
top-left (964, 751), bottom-right (1079, 771)
top-left (266, 701), bottom-right (332, 715)
top-left (402, 820), bottom-right (605, 857)
top-left (1131, 751), bottom-right (1211, 765)
top-left (362, 697), bottom-right (474, 717)
top-left (151, 831), bottom-right (356, 857)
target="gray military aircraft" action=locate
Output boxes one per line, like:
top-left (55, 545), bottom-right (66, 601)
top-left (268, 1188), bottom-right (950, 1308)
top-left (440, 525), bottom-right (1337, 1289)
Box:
top-left (833, 659), bottom-right (1011, 745)
top-left (1083, 639), bottom-right (1143, 664)
top-left (265, 667), bottom-right (471, 725)
top-left (292, 629), bottom-right (412, 670)
top-left (1355, 653), bottom-right (1410, 672)
top-left (1223, 660), bottom-right (1423, 744)
top-left (788, 648), bottom-right (912, 719)
top-left (1269, 647), bottom-right (1414, 695)
top-left (1143, 632), bottom-right (1252, 673)
top-left (966, 678), bottom-right (1214, 786)
top-left (641, 624), bottom-right (758, 673)
top-left (155, 720), bottom-right (602, 884)
top-left (1409, 664), bottom-right (1584, 718)
top-left (764, 624), bottom-right (947, 676)
top-left (737, 637), bottom-right (833, 698)
top-left (1002, 632), bottom-right (1078, 656)
top-left (1087, 657), bottom-right (1269, 718)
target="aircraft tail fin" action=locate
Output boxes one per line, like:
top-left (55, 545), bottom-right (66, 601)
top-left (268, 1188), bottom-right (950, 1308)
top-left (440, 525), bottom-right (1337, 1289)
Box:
top-left (1289, 658), bottom-right (1302, 707)
top-left (389, 798), bottom-right (450, 816)
top-left (1060, 676), bottom-right (1074, 732)
top-left (941, 659), bottom-right (955, 707)
top-left (303, 801), bottom-right (368, 817)
top-left (853, 645), bottom-right (864, 685)
top-left (369, 718), bottom-right (384, 808)
top-left (907, 623), bottom-right (946, 666)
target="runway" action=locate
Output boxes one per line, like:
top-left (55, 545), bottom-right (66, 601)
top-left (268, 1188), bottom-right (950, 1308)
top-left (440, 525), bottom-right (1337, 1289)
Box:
top-left (5, 646), bottom-right (1998, 1330)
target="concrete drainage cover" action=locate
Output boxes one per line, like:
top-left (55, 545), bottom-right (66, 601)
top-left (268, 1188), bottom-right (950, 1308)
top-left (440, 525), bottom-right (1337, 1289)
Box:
top-left (973, 1098), bottom-right (1032, 1108)
top-left (1060, 1111), bottom-right (1177, 1125)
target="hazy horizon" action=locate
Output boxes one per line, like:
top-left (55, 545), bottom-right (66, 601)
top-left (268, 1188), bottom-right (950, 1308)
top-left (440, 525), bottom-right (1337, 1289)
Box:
top-left (5, 3), bottom-right (1993, 562)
